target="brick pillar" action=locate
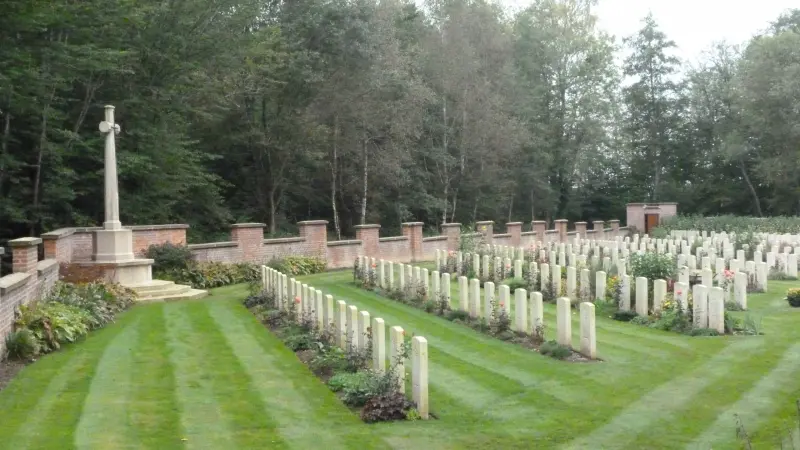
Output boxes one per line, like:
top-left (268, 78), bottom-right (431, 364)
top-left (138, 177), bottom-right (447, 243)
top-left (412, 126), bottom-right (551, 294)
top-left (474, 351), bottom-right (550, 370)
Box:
top-left (593, 220), bottom-right (605, 241)
top-left (506, 222), bottom-right (522, 247)
top-left (554, 219), bottom-right (568, 243)
top-left (354, 224), bottom-right (380, 258)
top-left (442, 223), bottom-right (461, 251)
top-left (298, 220), bottom-right (329, 259)
top-left (231, 223), bottom-right (265, 263)
top-left (610, 220), bottom-right (620, 238)
top-left (41, 228), bottom-right (76, 262)
top-left (10, 237), bottom-right (41, 274)
top-left (476, 221), bottom-right (494, 245)
top-left (402, 222), bottom-right (424, 262)
top-left (533, 221), bottom-right (547, 242)
top-left (575, 222), bottom-right (587, 237)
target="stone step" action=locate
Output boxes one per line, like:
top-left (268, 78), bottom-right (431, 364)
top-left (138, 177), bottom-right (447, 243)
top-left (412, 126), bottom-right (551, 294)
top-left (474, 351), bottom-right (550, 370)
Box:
top-left (137, 288), bottom-right (209, 303)
top-left (127, 279), bottom-right (177, 292)
top-left (135, 283), bottom-right (192, 298)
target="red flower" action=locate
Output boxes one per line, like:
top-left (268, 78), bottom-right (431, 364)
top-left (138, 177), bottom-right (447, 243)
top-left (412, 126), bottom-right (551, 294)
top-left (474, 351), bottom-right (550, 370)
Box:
top-left (371, 264), bottom-right (376, 268)
top-left (294, 296), bottom-right (301, 303)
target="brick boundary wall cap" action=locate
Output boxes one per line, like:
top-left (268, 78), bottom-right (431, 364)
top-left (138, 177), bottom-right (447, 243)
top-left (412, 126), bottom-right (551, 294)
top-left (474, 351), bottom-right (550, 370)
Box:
top-left (9, 237), bottom-right (43, 247)
top-left (230, 223), bottom-right (267, 228)
top-left (298, 220), bottom-right (329, 225)
top-left (441, 223), bottom-right (462, 228)
top-left (354, 224), bottom-right (381, 229)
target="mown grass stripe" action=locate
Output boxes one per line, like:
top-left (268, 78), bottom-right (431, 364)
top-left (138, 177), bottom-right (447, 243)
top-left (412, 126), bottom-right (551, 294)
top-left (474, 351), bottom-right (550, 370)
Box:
top-left (164, 301), bottom-right (282, 450)
top-left (129, 304), bottom-right (183, 448)
top-left (206, 300), bottom-right (389, 450)
top-left (73, 316), bottom-right (140, 449)
top-left (0, 307), bottom-right (134, 450)
top-left (685, 342), bottom-right (800, 449)
top-left (560, 337), bottom-right (765, 450)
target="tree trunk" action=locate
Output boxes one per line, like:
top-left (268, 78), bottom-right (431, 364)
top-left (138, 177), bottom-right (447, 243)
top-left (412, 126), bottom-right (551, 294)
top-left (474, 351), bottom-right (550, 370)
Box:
top-left (331, 114), bottom-right (341, 239)
top-left (530, 189), bottom-right (536, 222)
top-left (269, 190), bottom-right (277, 234)
top-left (31, 86), bottom-right (57, 235)
top-left (360, 139), bottom-right (368, 225)
top-left (508, 192), bottom-right (514, 222)
top-left (0, 106), bottom-right (10, 188)
top-left (441, 94), bottom-right (449, 225)
top-left (739, 159), bottom-right (762, 217)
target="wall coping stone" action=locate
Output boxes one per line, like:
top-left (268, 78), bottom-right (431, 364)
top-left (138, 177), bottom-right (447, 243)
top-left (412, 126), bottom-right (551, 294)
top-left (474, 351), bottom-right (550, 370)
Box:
top-left (230, 223), bottom-right (266, 229)
top-left (379, 236), bottom-right (409, 242)
top-left (441, 223), bottom-right (461, 228)
top-left (327, 239), bottom-right (362, 247)
top-left (506, 222), bottom-right (523, 225)
top-left (586, 230), bottom-right (596, 234)
top-left (462, 232), bottom-right (482, 237)
top-left (188, 241), bottom-right (237, 250)
top-left (475, 220), bottom-right (494, 225)
top-left (9, 237), bottom-right (42, 247)
top-left (520, 231), bottom-right (535, 236)
top-left (354, 224), bottom-right (381, 229)
top-left (609, 219), bottom-right (620, 223)
top-left (627, 202), bottom-right (678, 206)
top-left (422, 236), bottom-right (447, 241)
top-left (567, 231), bottom-right (576, 235)
top-left (41, 228), bottom-right (77, 239)
top-left (532, 220), bottom-right (547, 224)
top-left (0, 272), bottom-right (31, 295)
top-left (545, 230), bottom-right (557, 234)
top-left (493, 233), bottom-right (511, 238)
top-left (264, 237), bottom-right (305, 245)
top-left (554, 219), bottom-right (568, 223)
top-left (37, 259), bottom-right (59, 275)
top-left (401, 222), bottom-right (424, 227)
top-left (297, 220), bottom-right (329, 225)
top-left (128, 224), bottom-right (189, 231)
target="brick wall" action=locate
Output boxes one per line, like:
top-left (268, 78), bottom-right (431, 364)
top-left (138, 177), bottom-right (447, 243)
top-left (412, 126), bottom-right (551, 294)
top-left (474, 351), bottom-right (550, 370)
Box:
top-left (378, 237), bottom-right (411, 263)
top-left (34, 216), bottom-right (626, 272)
top-left (0, 239), bottom-right (59, 354)
top-left (421, 236), bottom-right (447, 261)
top-left (327, 240), bottom-right (362, 269)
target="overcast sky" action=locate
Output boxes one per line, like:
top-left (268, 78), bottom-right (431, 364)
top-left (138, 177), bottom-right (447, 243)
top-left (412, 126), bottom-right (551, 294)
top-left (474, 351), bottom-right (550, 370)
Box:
top-left (501, 0), bottom-right (796, 64)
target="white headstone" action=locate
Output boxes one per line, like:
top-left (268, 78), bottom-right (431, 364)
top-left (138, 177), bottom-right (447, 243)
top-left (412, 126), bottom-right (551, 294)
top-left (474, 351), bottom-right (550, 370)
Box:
top-left (557, 297), bottom-right (572, 348)
top-left (580, 302), bottom-right (596, 359)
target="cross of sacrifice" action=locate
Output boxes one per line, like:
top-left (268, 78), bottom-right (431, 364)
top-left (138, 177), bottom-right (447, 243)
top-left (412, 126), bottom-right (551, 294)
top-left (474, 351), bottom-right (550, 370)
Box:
top-left (98, 105), bottom-right (122, 230)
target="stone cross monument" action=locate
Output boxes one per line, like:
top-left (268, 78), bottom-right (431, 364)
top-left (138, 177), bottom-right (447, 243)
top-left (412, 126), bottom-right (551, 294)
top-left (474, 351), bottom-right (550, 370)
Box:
top-left (93, 105), bottom-right (135, 262)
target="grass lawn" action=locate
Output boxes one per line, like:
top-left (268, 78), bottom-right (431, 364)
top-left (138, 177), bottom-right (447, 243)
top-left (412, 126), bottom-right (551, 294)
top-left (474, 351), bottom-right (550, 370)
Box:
top-left (300, 267), bottom-right (800, 449)
top-left (0, 285), bottom-right (388, 450)
top-left (1, 272), bottom-right (799, 449)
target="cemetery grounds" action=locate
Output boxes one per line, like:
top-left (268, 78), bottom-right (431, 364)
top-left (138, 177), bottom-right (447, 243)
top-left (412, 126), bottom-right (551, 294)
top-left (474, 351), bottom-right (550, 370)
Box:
top-left (0, 263), bottom-right (799, 448)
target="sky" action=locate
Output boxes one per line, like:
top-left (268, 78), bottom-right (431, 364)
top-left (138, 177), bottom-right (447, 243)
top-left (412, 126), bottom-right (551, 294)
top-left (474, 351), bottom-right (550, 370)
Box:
top-left (502, 0), bottom-right (797, 65)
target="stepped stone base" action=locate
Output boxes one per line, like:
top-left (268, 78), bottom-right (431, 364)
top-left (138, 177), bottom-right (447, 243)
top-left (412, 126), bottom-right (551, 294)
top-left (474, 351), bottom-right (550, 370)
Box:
top-left (127, 279), bottom-right (208, 302)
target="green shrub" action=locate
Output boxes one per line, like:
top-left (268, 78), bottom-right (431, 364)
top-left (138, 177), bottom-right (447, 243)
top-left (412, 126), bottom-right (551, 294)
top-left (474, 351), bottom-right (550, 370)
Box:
top-left (630, 315), bottom-right (652, 326)
top-left (787, 288), bottom-right (800, 307)
top-left (164, 262), bottom-right (260, 289)
top-left (445, 310), bottom-right (471, 322)
top-left (5, 329), bottom-right (39, 360)
top-left (769, 270), bottom-right (798, 281)
top-left (361, 392), bottom-right (415, 423)
top-left (327, 370), bottom-right (397, 407)
top-left (612, 310), bottom-right (638, 322)
top-left (46, 282), bottom-right (136, 329)
top-left (422, 300), bottom-right (436, 313)
top-left (630, 253), bottom-right (675, 282)
top-left (310, 347), bottom-right (349, 376)
top-left (539, 340), bottom-right (571, 360)
top-left (650, 308), bottom-right (691, 333)
top-left (725, 301), bottom-right (745, 312)
top-left (268, 256), bottom-right (326, 276)
top-left (690, 328), bottom-right (720, 337)
top-left (282, 328), bottom-right (315, 351)
top-left (503, 278), bottom-right (527, 292)
top-left (15, 302), bottom-right (92, 354)
top-left (145, 242), bottom-right (194, 272)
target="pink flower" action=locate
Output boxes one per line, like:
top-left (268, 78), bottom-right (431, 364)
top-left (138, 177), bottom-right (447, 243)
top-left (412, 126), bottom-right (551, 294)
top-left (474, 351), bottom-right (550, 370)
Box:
top-left (506, 264), bottom-right (511, 269)
top-left (499, 302), bottom-right (505, 308)
top-left (371, 264), bottom-right (376, 268)
top-left (294, 296), bottom-right (301, 303)
top-left (676, 290), bottom-right (682, 296)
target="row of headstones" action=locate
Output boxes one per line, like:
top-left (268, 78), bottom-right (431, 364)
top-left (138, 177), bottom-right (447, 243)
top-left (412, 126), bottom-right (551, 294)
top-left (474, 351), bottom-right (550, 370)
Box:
top-left (435, 250), bottom-right (743, 330)
top-left (261, 265), bottom-right (430, 419)
top-left (355, 257), bottom-right (598, 359)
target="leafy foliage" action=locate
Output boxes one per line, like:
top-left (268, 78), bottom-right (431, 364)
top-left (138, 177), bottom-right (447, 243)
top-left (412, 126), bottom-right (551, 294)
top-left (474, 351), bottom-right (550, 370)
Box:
top-left (161, 262), bottom-right (260, 289)
top-left (787, 288), bottom-right (800, 307)
top-left (361, 392), bottom-right (416, 423)
top-left (630, 253), bottom-right (675, 282)
top-left (539, 340), bottom-right (572, 360)
top-left (268, 257), bottom-right (326, 276)
top-left (9, 281), bottom-right (134, 359)
top-left (145, 243), bottom-right (195, 272)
